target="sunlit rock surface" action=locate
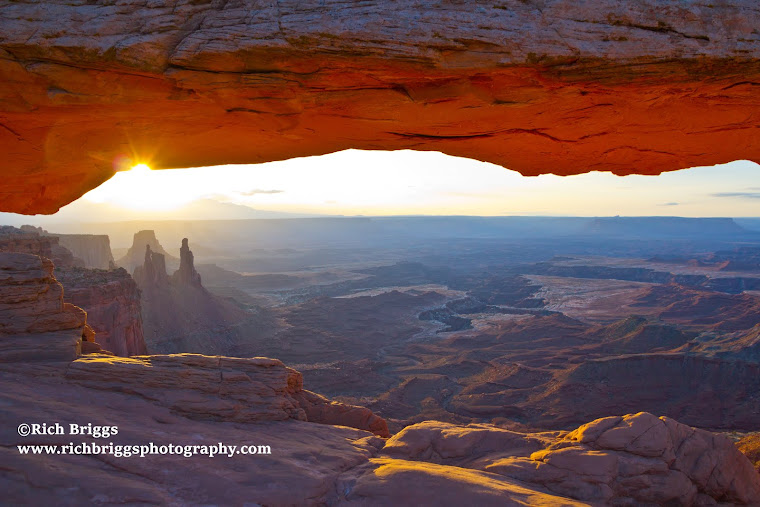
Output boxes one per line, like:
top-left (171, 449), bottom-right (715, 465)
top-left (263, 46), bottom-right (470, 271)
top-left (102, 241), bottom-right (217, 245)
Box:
top-left (372, 413), bottom-right (760, 505)
top-left (736, 433), bottom-right (760, 474)
top-left (2, 1), bottom-right (760, 213)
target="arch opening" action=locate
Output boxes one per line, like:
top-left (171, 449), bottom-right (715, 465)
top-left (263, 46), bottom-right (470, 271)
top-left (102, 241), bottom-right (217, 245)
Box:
top-left (3, 150), bottom-right (759, 228)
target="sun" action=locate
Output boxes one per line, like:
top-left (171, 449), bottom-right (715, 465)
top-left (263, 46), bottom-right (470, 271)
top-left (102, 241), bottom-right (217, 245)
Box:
top-left (131, 163), bottom-right (151, 173)
top-left (83, 163), bottom-right (194, 210)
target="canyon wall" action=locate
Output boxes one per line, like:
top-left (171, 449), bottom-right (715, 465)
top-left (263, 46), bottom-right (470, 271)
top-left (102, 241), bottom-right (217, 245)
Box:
top-left (18, 226), bottom-right (114, 269)
top-left (2, 226), bottom-right (79, 268)
top-left (54, 234), bottom-right (114, 270)
top-left (55, 268), bottom-right (147, 357)
top-left (1, 1), bottom-right (760, 213)
top-left (2, 226), bottom-right (146, 357)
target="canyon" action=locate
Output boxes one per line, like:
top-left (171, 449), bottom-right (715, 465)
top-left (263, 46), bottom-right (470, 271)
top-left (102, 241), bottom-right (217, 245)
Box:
top-left (0, 244), bottom-right (760, 506)
top-left (3, 216), bottom-right (760, 504)
top-left (2, 1), bottom-right (760, 213)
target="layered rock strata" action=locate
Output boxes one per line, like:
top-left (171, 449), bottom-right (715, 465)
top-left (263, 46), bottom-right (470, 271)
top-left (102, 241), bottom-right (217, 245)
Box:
top-left (1, 226), bottom-right (79, 268)
top-left (0, 252), bottom-right (86, 361)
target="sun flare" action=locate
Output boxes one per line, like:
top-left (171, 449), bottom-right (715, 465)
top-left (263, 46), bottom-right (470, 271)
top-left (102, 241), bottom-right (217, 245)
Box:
top-left (83, 163), bottom-right (194, 211)
top-left (131, 163), bottom-right (152, 173)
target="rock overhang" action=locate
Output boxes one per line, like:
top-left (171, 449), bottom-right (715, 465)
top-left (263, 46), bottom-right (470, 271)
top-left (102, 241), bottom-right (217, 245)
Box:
top-left (1, 0), bottom-right (760, 214)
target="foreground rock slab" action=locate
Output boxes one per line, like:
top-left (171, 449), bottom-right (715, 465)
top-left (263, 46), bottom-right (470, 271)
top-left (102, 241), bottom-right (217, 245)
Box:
top-left (0, 362), bottom-right (382, 506)
top-left (4, 359), bottom-right (759, 505)
top-left (374, 414), bottom-right (760, 505)
top-left (2, 1), bottom-right (760, 212)
top-left (67, 353), bottom-right (390, 437)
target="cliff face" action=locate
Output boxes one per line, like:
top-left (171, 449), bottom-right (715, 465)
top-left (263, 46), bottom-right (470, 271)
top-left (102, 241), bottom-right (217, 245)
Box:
top-left (54, 234), bottom-right (114, 270)
top-left (55, 267), bottom-right (147, 357)
top-left (1, 226), bottom-right (79, 268)
top-left (2, 1), bottom-right (760, 213)
top-left (0, 252), bottom-right (86, 361)
top-left (3, 226), bottom-right (145, 357)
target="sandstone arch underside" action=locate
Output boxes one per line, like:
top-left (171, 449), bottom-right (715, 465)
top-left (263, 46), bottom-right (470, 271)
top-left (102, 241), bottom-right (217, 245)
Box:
top-left (1, 0), bottom-right (760, 214)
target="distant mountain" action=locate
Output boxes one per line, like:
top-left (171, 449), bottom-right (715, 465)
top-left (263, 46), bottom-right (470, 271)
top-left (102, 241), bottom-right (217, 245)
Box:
top-left (735, 218), bottom-right (760, 232)
top-left (156, 199), bottom-right (327, 220)
top-left (582, 216), bottom-right (752, 238)
top-left (0, 198), bottom-right (326, 226)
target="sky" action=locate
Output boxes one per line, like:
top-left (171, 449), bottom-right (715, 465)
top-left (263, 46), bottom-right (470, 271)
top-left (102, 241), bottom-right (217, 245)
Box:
top-left (2, 149), bottom-right (759, 225)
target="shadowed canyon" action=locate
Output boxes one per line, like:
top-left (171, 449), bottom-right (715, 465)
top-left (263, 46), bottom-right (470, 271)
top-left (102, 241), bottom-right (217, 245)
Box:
top-left (3, 216), bottom-right (760, 505)
top-left (2, 1), bottom-right (760, 505)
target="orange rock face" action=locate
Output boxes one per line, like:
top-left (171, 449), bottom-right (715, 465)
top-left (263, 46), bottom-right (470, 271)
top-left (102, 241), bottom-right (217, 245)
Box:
top-left (1, 1), bottom-right (760, 213)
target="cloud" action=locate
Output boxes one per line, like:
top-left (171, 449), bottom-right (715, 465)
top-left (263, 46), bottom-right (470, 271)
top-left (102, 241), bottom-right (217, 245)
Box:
top-left (659, 202), bottom-right (680, 206)
top-left (710, 192), bottom-right (760, 199)
top-left (238, 189), bottom-right (284, 196)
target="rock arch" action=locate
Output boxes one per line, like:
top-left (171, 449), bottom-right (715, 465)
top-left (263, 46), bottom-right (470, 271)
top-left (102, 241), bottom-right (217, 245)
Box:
top-left (1, 0), bottom-right (759, 214)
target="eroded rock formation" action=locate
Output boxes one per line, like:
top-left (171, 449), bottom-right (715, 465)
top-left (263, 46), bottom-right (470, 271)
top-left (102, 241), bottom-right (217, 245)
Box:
top-left (116, 230), bottom-right (177, 274)
top-left (55, 267), bottom-right (147, 357)
top-left (172, 238), bottom-right (202, 287)
top-left (132, 244), bottom-right (169, 288)
top-left (18, 226), bottom-right (115, 269)
top-left (2, 1), bottom-right (760, 213)
top-left (0, 265), bottom-right (757, 503)
top-left (133, 237), bottom-right (264, 354)
top-left (0, 252), bottom-right (86, 361)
